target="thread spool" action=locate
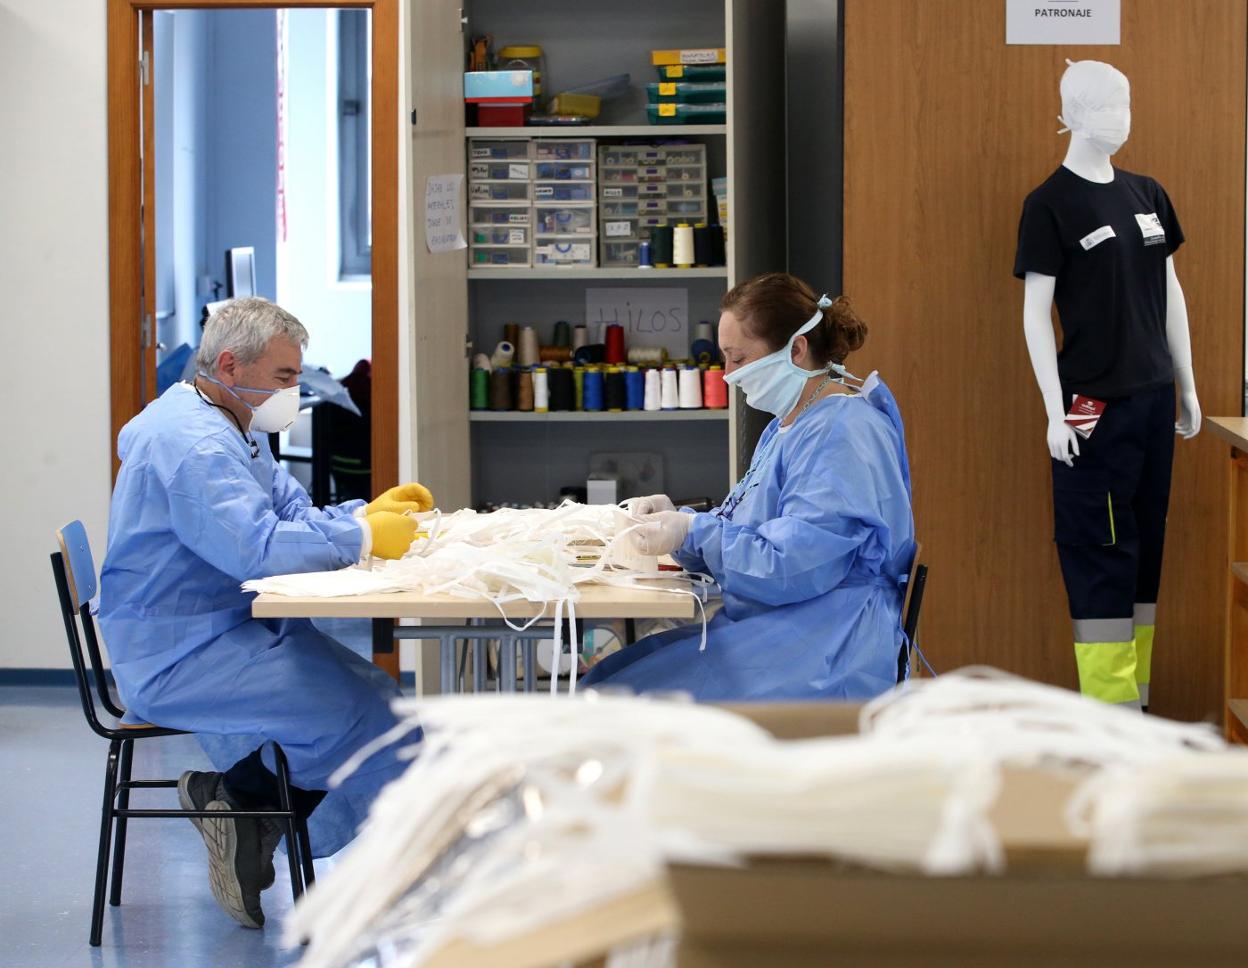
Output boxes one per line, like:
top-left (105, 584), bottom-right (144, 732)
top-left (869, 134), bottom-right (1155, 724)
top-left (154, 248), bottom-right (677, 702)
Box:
top-left (553, 320), bottom-right (572, 348)
top-left (503, 323), bottom-right (520, 348)
top-left (678, 366), bottom-right (704, 409)
top-left (709, 224), bottom-right (726, 266)
top-left (489, 369), bottom-right (513, 411)
top-left (548, 366), bottom-right (575, 411)
top-left (518, 326), bottom-right (540, 367)
top-left (490, 341), bottom-right (515, 369)
top-left (516, 370), bottom-right (535, 412)
top-left (539, 345), bottom-right (572, 364)
top-left (472, 352), bottom-right (493, 372)
top-left (695, 320), bottom-right (714, 344)
top-left (605, 324), bottom-right (626, 364)
top-left (625, 366), bottom-right (644, 410)
top-left (703, 365), bottom-right (728, 409)
top-left (639, 240), bottom-right (653, 269)
top-left (660, 367), bottom-right (680, 410)
top-left (650, 225), bottom-right (674, 268)
top-left (693, 223), bottom-right (715, 267)
top-left (573, 366), bottom-right (586, 410)
top-left (604, 367), bottom-right (627, 412)
top-left (533, 367), bottom-right (549, 413)
top-left (690, 338), bottom-right (717, 366)
top-left (470, 368), bottom-right (489, 410)
top-left (643, 368), bottom-right (662, 411)
top-left (627, 346), bottom-right (667, 367)
top-left (572, 324), bottom-right (588, 351)
top-left (583, 368), bottom-right (605, 411)
top-left (673, 224), bottom-right (695, 269)
top-left (573, 343), bottom-right (606, 366)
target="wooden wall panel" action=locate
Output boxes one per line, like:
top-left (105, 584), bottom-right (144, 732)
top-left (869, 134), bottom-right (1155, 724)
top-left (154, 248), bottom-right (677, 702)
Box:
top-left (843, 0), bottom-right (1245, 722)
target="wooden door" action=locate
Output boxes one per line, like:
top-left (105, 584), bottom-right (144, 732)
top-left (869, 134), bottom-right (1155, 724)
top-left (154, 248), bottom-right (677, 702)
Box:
top-left (406, 0), bottom-right (470, 508)
top-left (843, 0), bottom-right (1245, 722)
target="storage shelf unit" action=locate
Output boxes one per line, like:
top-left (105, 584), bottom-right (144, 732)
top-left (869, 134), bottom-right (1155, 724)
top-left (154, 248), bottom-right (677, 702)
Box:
top-left (467, 124), bottom-right (728, 138)
top-left (408, 0), bottom-right (786, 511)
top-left (467, 266), bottom-right (730, 280)
top-left (471, 410), bottom-right (730, 423)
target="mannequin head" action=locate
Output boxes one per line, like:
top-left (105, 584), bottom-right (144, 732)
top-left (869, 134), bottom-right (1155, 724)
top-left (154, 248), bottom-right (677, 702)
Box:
top-left (1059, 60), bottom-right (1131, 156)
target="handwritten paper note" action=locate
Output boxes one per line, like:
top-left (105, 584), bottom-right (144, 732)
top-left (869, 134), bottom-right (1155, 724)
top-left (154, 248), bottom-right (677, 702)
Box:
top-left (425, 174), bottom-right (466, 253)
top-left (586, 287), bottom-right (690, 359)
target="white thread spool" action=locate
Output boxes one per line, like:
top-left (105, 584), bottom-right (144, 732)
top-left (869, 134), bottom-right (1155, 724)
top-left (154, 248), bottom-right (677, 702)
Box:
top-left (472, 353), bottom-right (492, 372)
top-left (518, 327), bottom-right (540, 367)
top-left (572, 324), bottom-right (588, 351)
top-left (627, 347), bottom-right (666, 367)
top-left (490, 341), bottom-right (515, 369)
top-left (533, 368), bottom-right (549, 413)
top-left (660, 368), bottom-right (680, 410)
top-left (678, 366), bottom-right (703, 409)
top-left (694, 320), bottom-right (713, 344)
top-left (673, 223), bottom-right (695, 268)
top-left (643, 368), bottom-right (662, 411)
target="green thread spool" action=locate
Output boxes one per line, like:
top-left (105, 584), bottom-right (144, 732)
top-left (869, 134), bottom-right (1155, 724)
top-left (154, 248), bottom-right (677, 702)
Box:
top-left (470, 368), bottom-right (489, 410)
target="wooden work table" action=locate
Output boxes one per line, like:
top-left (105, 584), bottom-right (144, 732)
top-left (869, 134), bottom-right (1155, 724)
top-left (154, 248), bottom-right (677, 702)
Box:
top-left (1204, 417), bottom-right (1248, 741)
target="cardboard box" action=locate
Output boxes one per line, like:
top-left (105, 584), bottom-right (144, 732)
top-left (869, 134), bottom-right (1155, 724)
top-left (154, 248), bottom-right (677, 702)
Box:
top-left (424, 702), bottom-right (1248, 967)
top-left (464, 70), bottom-right (533, 103)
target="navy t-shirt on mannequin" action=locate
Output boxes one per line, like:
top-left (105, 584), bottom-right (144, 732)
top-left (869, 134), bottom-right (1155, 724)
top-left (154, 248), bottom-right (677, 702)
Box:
top-left (1013, 166), bottom-right (1184, 400)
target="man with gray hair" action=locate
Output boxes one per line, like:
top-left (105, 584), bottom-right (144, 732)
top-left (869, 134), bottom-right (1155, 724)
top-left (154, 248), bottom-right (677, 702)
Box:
top-left (100, 298), bottom-right (435, 929)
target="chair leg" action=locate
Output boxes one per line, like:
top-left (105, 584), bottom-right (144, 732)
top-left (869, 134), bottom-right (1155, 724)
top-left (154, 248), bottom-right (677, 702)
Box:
top-left (90, 740), bottom-right (121, 947)
top-left (109, 739), bottom-right (134, 906)
top-left (272, 746), bottom-right (304, 901)
top-left (296, 815), bottom-right (316, 889)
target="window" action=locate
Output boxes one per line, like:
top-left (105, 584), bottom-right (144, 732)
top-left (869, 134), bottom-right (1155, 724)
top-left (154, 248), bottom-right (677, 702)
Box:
top-left (338, 9), bottom-right (371, 278)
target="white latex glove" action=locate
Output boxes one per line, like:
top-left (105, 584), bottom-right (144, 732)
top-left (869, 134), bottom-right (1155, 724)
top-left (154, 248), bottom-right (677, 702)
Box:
top-left (1047, 418), bottom-right (1080, 467)
top-left (632, 510), bottom-right (692, 556)
top-left (625, 493), bottom-right (676, 516)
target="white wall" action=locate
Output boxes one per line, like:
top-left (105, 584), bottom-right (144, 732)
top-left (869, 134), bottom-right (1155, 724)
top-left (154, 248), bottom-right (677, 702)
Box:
top-left (277, 8), bottom-right (371, 378)
top-left (0, 0), bottom-right (113, 668)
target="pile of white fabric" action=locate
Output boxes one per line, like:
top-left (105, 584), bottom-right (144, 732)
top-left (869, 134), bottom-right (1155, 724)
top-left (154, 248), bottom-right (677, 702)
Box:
top-left (284, 671), bottom-right (1248, 968)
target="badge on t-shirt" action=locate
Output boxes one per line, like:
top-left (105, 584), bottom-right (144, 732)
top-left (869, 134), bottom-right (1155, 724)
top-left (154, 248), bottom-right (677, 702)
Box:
top-left (1135, 212), bottom-right (1166, 245)
top-left (1065, 395), bottom-right (1107, 439)
top-left (1079, 225), bottom-right (1116, 251)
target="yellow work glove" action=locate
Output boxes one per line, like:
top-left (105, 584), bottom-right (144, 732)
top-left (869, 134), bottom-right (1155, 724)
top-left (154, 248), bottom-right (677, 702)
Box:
top-left (364, 511), bottom-right (420, 560)
top-left (366, 482), bottom-right (435, 516)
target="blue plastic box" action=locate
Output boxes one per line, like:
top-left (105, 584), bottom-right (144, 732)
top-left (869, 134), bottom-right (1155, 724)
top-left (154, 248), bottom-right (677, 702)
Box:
top-left (464, 70), bottom-right (534, 102)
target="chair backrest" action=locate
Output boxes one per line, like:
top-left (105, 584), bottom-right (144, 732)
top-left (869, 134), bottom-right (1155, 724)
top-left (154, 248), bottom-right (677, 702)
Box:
top-left (52, 521), bottom-right (125, 732)
top-left (898, 542), bottom-right (928, 683)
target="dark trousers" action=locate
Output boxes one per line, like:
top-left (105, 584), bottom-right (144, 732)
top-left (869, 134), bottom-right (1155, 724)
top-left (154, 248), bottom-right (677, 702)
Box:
top-left (1051, 383), bottom-right (1175, 703)
top-left (223, 749), bottom-right (326, 819)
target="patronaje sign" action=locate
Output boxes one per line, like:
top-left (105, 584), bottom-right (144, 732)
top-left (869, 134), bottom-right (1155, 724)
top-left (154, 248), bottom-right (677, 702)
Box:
top-left (1006, 0), bottom-right (1121, 45)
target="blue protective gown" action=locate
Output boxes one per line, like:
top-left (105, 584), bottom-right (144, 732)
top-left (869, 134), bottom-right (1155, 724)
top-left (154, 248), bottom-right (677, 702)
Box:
top-left (99, 383), bottom-right (404, 855)
top-left (582, 374), bottom-right (915, 701)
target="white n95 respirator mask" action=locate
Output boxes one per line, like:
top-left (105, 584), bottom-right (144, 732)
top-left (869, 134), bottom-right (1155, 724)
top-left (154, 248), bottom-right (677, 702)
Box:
top-left (199, 372), bottom-right (302, 433)
top-left (723, 295), bottom-right (833, 418)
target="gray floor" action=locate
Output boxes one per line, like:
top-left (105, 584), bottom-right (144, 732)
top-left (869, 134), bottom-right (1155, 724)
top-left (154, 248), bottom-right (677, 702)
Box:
top-left (0, 619), bottom-right (374, 968)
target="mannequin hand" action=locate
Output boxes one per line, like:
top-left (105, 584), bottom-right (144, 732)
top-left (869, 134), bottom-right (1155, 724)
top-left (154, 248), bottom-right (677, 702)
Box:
top-left (367, 482), bottom-right (435, 515)
top-left (1047, 419), bottom-right (1080, 467)
top-left (631, 510), bottom-right (692, 556)
top-left (625, 494), bottom-right (676, 516)
top-left (1176, 389), bottom-right (1202, 439)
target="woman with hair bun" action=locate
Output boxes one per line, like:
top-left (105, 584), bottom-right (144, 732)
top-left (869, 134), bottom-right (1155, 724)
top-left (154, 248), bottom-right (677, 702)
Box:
top-left (583, 272), bottom-right (916, 700)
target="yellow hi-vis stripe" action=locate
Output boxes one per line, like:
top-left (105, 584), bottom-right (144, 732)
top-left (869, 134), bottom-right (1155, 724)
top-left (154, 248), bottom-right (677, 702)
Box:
top-left (1074, 639), bottom-right (1139, 704)
top-left (1134, 624), bottom-right (1155, 686)
top-left (1105, 493), bottom-right (1117, 546)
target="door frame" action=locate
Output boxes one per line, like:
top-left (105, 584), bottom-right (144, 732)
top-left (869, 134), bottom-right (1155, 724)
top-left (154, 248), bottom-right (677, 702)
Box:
top-left (106, 0), bottom-right (399, 493)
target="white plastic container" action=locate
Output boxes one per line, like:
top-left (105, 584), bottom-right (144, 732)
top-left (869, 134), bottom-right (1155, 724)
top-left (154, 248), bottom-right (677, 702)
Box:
top-left (534, 204), bottom-right (595, 236)
top-left (470, 180), bottom-right (531, 202)
top-left (468, 139), bottom-right (531, 161)
top-left (470, 245), bottom-right (531, 268)
top-left (533, 241), bottom-right (595, 267)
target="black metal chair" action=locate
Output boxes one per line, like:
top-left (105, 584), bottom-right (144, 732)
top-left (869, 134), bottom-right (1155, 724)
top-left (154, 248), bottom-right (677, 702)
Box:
top-left (51, 521), bottom-right (315, 946)
top-left (897, 542), bottom-right (930, 683)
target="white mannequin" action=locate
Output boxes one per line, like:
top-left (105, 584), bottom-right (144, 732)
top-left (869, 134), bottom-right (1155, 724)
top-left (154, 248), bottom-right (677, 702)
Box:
top-left (1023, 63), bottom-right (1201, 466)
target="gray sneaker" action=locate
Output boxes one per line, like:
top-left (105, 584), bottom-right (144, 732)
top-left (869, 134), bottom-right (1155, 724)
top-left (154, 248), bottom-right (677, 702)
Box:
top-left (177, 771), bottom-right (266, 928)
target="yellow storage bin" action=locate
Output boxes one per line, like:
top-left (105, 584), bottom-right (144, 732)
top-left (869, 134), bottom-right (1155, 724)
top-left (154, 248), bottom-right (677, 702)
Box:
top-left (548, 91), bottom-right (601, 119)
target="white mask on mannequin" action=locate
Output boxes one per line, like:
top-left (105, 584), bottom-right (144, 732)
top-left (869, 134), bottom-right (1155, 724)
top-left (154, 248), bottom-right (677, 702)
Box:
top-left (1057, 59), bottom-right (1131, 156)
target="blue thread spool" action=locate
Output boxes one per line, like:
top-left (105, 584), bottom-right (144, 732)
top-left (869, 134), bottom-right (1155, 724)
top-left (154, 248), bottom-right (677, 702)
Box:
top-left (625, 366), bottom-right (644, 410)
top-left (582, 368), bottom-right (605, 411)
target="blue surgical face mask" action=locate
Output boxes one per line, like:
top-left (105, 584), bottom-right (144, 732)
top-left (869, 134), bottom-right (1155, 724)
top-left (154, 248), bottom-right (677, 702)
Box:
top-left (198, 372), bottom-right (301, 433)
top-left (723, 295), bottom-right (834, 418)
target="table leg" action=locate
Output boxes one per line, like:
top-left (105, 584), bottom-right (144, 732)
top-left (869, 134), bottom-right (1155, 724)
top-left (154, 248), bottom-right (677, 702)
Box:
top-left (522, 639), bottom-right (537, 694)
top-left (372, 618), bottom-right (399, 682)
top-left (440, 636), bottom-right (456, 695)
top-left (501, 637), bottom-right (516, 692)
top-left (473, 640), bottom-right (488, 692)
